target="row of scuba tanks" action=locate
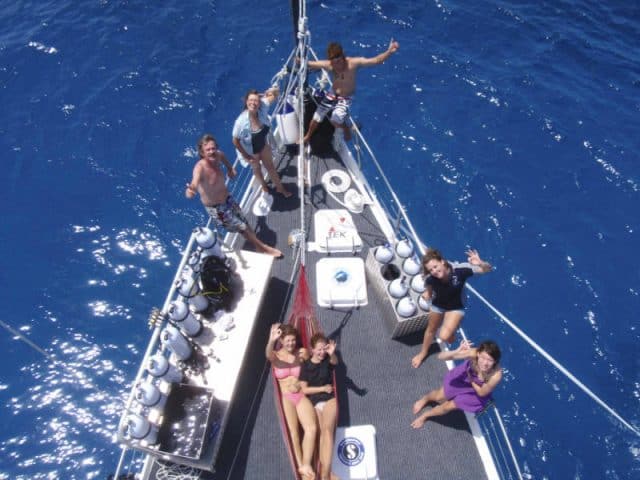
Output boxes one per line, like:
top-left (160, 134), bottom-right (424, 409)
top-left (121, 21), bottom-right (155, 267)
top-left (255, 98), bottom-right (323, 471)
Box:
top-left (123, 226), bottom-right (228, 446)
top-left (373, 238), bottom-right (431, 318)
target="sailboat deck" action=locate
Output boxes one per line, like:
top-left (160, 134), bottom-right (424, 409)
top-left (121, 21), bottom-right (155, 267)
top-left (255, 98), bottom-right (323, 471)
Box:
top-left (188, 147), bottom-right (490, 479)
top-left (141, 146), bottom-right (489, 478)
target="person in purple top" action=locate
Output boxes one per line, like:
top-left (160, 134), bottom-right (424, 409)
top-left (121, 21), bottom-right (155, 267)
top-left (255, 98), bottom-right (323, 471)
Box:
top-left (411, 340), bottom-right (502, 429)
top-left (411, 247), bottom-right (492, 368)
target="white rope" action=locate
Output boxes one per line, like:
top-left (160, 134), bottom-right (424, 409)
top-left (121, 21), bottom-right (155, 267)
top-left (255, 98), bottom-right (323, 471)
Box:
top-left (466, 283), bottom-right (640, 437)
top-left (155, 461), bottom-right (201, 479)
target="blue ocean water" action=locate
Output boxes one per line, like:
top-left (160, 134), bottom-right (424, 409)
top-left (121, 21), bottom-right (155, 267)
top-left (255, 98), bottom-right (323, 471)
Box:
top-left (1, 0), bottom-right (638, 478)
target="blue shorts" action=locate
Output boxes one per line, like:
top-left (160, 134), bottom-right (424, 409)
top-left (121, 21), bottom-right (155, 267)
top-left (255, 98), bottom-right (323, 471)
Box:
top-left (430, 304), bottom-right (466, 317)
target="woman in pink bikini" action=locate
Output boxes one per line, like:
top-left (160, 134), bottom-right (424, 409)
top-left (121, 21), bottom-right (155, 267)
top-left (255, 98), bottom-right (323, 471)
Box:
top-left (266, 323), bottom-right (317, 479)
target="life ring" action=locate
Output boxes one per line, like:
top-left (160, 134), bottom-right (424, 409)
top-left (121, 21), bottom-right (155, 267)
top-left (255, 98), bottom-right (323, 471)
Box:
top-left (321, 169), bottom-right (351, 194)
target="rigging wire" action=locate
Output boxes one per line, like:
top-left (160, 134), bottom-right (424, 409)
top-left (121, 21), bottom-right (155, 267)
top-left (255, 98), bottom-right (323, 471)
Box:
top-left (466, 283), bottom-right (640, 437)
top-left (0, 318), bottom-right (90, 381)
top-left (0, 319), bottom-right (58, 363)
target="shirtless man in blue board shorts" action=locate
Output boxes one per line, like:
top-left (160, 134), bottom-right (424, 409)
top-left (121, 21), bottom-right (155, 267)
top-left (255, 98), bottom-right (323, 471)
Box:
top-left (186, 133), bottom-right (283, 258)
top-left (303, 39), bottom-right (399, 143)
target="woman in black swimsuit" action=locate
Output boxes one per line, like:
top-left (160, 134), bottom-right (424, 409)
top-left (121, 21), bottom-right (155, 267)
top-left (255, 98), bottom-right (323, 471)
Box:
top-left (232, 88), bottom-right (291, 197)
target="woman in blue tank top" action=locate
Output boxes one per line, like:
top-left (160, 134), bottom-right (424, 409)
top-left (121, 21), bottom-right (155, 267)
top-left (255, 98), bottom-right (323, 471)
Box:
top-left (232, 88), bottom-right (292, 197)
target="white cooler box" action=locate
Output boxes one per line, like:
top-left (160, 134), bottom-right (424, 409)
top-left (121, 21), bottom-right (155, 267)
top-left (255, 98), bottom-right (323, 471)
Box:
top-left (316, 257), bottom-right (368, 309)
top-left (332, 425), bottom-right (378, 480)
top-left (312, 209), bottom-right (363, 253)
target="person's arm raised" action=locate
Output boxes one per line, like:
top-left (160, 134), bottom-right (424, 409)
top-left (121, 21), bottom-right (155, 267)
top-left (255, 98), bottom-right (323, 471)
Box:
top-left (466, 248), bottom-right (492, 274)
top-left (263, 86), bottom-right (279, 105)
top-left (354, 38), bottom-right (399, 67)
top-left (326, 340), bottom-right (339, 366)
top-left (437, 340), bottom-right (476, 361)
top-left (307, 59), bottom-right (331, 70)
top-left (265, 323), bottom-right (281, 361)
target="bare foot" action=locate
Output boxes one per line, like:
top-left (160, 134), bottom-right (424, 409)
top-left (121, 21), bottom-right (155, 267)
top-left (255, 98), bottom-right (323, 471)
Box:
top-left (412, 396), bottom-right (428, 414)
top-left (259, 245), bottom-right (283, 258)
top-left (411, 416), bottom-right (427, 429)
top-left (411, 351), bottom-right (427, 368)
top-left (298, 464), bottom-right (315, 480)
top-left (277, 186), bottom-right (293, 198)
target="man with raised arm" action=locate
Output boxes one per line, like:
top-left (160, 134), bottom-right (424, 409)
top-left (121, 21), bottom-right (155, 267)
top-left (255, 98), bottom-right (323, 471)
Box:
top-left (186, 133), bottom-right (283, 258)
top-left (304, 39), bottom-right (399, 143)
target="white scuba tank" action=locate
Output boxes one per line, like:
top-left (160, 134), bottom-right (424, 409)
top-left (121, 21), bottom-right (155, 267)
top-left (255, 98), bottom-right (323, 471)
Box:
top-left (126, 413), bottom-right (159, 444)
top-left (402, 256), bottom-right (421, 276)
top-left (168, 300), bottom-right (202, 337)
top-left (410, 274), bottom-right (427, 293)
top-left (174, 275), bottom-right (199, 298)
top-left (396, 296), bottom-right (417, 318)
top-left (146, 353), bottom-right (183, 384)
top-left (189, 294), bottom-right (210, 313)
top-left (160, 324), bottom-right (192, 361)
top-left (134, 381), bottom-right (167, 410)
top-left (181, 265), bottom-right (197, 282)
top-left (194, 226), bottom-right (217, 249)
top-left (374, 244), bottom-right (394, 264)
top-left (187, 250), bottom-right (202, 274)
top-left (395, 238), bottom-right (414, 258)
top-left (388, 276), bottom-right (409, 298)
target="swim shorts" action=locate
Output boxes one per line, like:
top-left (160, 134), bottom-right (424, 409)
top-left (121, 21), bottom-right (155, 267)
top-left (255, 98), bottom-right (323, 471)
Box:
top-left (429, 304), bottom-right (466, 316)
top-left (312, 91), bottom-right (352, 125)
top-left (205, 196), bottom-right (248, 233)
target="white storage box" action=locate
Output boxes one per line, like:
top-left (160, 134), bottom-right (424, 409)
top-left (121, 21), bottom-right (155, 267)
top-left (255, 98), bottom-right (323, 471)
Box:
top-left (313, 209), bottom-right (363, 253)
top-left (316, 257), bottom-right (367, 308)
top-left (332, 425), bottom-right (378, 480)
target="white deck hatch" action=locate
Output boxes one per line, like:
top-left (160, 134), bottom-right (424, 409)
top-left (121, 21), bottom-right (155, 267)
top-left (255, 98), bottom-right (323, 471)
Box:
top-left (316, 257), bottom-right (367, 308)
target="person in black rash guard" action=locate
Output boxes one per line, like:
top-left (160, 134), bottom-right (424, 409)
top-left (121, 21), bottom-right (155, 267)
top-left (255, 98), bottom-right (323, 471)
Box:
top-left (411, 248), bottom-right (493, 368)
top-left (299, 333), bottom-right (339, 480)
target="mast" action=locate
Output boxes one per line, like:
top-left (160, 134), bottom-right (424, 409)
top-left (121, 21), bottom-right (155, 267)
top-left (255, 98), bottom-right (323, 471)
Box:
top-left (290, 0), bottom-right (300, 43)
top-left (292, 0), bottom-right (309, 266)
